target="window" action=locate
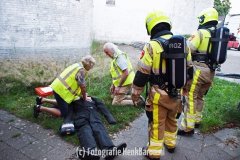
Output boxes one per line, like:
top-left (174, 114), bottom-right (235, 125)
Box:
top-left (106, 0), bottom-right (115, 6)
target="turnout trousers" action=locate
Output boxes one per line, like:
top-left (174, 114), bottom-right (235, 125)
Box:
top-left (146, 86), bottom-right (180, 158)
top-left (180, 62), bottom-right (215, 131)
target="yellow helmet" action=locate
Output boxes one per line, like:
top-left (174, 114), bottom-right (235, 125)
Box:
top-left (145, 11), bottom-right (171, 35)
top-left (198, 8), bottom-right (218, 25)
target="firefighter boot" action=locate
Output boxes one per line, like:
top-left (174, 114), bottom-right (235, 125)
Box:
top-left (177, 129), bottom-right (194, 136)
top-left (142, 146), bottom-right (160, 160)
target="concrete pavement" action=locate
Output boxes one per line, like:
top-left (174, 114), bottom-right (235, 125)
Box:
top-left (1, 109), bottom-right (239, 160)
top-left (113, 114), bottom-right (240, 160)
top-left (0, 110), bottom-right (77, 160)
top-left (220, 49), bottom-right (240, 74)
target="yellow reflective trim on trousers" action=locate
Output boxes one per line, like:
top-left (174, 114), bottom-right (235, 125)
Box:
top-left (186, 113), bottom-right (195, 119)
top-left (148, 138), bottom-right (163, 157)
top-left (164, 130), bottom-right (177, 139)
top-left (153, 103), bottom-right (159, 140)
top-left (186, 118), bottom-right (195, 123)
top-left (195, 111), bottom-right (202, 122)
top-left (164, 130), bottom-right (177, 147)
top-left (181, 120), bottom-right (195, 129)
top-left (150, 138), bottom-right (163, 144)
top-left (148, 148), bottom-right (162, 156)
top-left (189, 69), bottom-right (201, 114)
top-left (153, 93), bottom-right (160, 104)
top-left (153, 93), bottom-right (160, 139)
top-left (164, 139), bottom-right (176, 147)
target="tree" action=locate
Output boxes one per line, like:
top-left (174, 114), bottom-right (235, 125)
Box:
top-left (214, 0), bottom-right (231, 16)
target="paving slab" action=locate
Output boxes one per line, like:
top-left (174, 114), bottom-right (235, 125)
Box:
top-left (202, 145), bottom-right (233, 160)
top-left (0, 124), bottom-right (22, 141)
top-left (178, 135), bottom-right (203, 153)
top-left (1, 108), bottom-right (240, 160)
top-left (20, 139), bottom-right (54, 159)
top-left (113, 112), bottom-right (239, 160)
top-left (203, 134), bottom-right (222, 147)
top-left (0, 110), bottom-right (76, 160)
top-left (0, 144), bottom-right (31, 160)
top-left (0, 110), bottom-right (16, 123)
top-left (5, 133), bottom-right (37, 150)
top-left (0, 141), bottom-right (9, 151)
top-left (172, 147), bottom-right (208, 160)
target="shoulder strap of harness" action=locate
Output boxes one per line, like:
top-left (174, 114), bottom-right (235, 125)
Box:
top-left (152, 37), bottom-right (168, 76)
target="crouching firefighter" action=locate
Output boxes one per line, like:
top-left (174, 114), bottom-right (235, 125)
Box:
top-left (72, 96), bottom-right (127, 160)
top-left (178, 8), bottom-right (229, 135)
top-left (131, 11), bottom-right (192, 160)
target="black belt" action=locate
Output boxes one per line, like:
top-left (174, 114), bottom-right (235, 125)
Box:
top-left (192, 54), bottom-right (209, 63)
top-left (149, 75), bottom-right (166, 90)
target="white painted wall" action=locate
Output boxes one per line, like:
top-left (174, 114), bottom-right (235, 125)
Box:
top-left (93, 0), bottom-right (214, 43)
top-left (226, 0), bottom-right (240, 37)
top-left (0, 0), bottom-right (93, 58)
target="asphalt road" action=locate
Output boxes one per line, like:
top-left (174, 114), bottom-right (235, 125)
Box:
top-left (221, 49), bottom-right (240, 74)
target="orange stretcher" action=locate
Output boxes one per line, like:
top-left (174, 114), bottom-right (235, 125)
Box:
top-left (35, 86), bottom-right (53, 97)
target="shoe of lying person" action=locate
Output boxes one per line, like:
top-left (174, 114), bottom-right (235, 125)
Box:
top-left (36, 96), bottom-right (43, 105)
top-left (104, 143), bottom-right (127, 160)
top-left (59, 122), bottom-right (75, 136)
top-left (33, 105), bottom-right (41, 118)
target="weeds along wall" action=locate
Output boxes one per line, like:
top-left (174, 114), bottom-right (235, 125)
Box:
top-left (0, 42), bottom-right (110, 86)
top-left (0, 0), bottom-right (93, 60)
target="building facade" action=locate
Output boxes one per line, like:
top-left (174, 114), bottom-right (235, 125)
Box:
top-left (0, 0), bottom-right (93, 59)
top-left (93, 0), bottom-right (214, 43)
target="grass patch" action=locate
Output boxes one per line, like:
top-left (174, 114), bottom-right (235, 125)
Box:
top-left (201, 77), bottom-right (240, 133)
top-left (0, 42), bottom-right (143, 145)
top-left (0, 75), bottom-right (143, 145)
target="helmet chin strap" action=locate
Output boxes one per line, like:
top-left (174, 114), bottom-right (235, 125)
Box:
top-left (150, 30), bottom-right (173, 40)
top-left (198, 23), bottom-right (217, 30)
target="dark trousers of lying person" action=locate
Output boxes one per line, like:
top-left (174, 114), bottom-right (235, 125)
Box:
top-left (71, 97), bottom-right (126, 160)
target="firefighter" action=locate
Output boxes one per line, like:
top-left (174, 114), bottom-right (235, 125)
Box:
top-left (33, 55), bottom-right (96, 118)
top-left (131, 11), bottom-right (191, 159)
top-left (178, 8), bottom-right (219, 135)
top-left (103, 42), bottom-right (144, 106)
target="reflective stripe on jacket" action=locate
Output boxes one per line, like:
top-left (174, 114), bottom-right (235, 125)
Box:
top-left (51, 63), bottom-right (83, 104)
top-left (188, 29), bottom-right (212, 54)
top-left (110, 51), bottom-right (135, 87)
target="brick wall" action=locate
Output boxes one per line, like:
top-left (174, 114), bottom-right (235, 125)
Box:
top-left (0, 0), bottom-right (93, 59)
